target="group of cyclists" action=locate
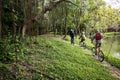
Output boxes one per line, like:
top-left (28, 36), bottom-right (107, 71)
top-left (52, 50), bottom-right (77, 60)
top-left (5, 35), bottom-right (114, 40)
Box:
top-left (69, 29), bottom-right (103, 59)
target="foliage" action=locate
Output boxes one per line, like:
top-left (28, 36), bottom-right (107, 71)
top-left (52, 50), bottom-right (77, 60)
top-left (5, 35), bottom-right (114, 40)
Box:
top-left (104, 54), bottom-right (120, 69)
top-left (1, 0), bottom-right (120, 79)
top-left (0, 37), bottom-right (117, 80)
top-left (2, 0), bottom-right (13, 34)
top-left (0, 63), bottom-right (15, 80)
top-left (20, 37), bottom-right (118, 79)
top-left (0, 35), bottom-right (26, 62)
top-left (101, 32), bottom-right (120, 69)
top-left (0, 37), bottom-right (15, 62)
top-left (2, 0), bottom-right (24, 35)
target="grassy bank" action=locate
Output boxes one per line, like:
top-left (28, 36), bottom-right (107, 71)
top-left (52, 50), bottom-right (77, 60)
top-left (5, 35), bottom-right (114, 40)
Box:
top-left (64, 34), bottom-right (120, 69)
top-left (0, 36), bottom-right (117, 80)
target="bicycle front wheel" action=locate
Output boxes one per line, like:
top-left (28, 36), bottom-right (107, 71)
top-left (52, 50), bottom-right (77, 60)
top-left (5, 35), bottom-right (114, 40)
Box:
top-left (91, 47), bottom-right (96, 56)
top-left (98, 50), bottom-right (104, 62)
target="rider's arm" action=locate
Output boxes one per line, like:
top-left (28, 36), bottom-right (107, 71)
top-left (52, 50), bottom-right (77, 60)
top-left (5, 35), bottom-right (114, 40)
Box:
top-left (91, 34), bottom-right (95, 43)
top-left (79, 34), bottom-right (82, 39)
top-left (101, 33), bottom-right (103, 39)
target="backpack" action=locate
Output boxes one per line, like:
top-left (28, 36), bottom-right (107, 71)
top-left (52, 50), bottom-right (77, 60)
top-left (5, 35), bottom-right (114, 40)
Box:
top-left (95, 33), bottom-right (101, 40)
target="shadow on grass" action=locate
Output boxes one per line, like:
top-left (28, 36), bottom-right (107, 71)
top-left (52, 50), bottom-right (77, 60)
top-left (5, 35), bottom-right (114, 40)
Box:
top-left (0, 66), bottom-right (16, 80)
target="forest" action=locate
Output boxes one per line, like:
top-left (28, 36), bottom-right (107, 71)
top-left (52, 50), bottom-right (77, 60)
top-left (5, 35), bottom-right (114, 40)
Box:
top-left (0, 0), bottom-right (120, 80)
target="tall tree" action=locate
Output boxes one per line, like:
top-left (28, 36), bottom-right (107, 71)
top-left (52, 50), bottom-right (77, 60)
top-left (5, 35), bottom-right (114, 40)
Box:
top-left (21, 0), bottom-right (66, 39)
top-left (0, 0), bottom-right (2, 38)
top-left (63, 3), bottom-right (68, 38)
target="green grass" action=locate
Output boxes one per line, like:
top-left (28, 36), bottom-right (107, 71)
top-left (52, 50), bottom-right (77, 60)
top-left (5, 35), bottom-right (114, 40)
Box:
top-left (104, 54), bottom-right (120, 69)
top-left (64, 35), bottom-right (120, 69)
top-left (104, 32), bottom-right (120, 37)
top-left (0, 36), bottom-right (118, 80)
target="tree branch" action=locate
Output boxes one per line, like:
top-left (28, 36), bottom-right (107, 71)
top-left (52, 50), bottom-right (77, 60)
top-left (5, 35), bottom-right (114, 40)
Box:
top-left (35, 0), bottom-right (66, 20)
top-left (27, 0), bottom-right (80, 22)
top-left (43, 0), bottom-right (66, 13)
top-left (65, 0), bottom-right (79, 7)
top-left (35, 0), bottom-right (79, 21)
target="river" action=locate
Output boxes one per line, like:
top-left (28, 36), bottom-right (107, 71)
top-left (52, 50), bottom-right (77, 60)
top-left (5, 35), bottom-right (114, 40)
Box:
top-left (102, 35), bottom-right (120, 59)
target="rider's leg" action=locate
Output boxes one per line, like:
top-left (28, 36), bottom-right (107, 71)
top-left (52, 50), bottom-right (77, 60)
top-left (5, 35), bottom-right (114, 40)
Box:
top-left (95, 47), bottom-right (98, 59)
top-left (71, 37), bottom-right (73, 44)
top-left (81, 39), bottom-right (85, 47)
top-left (96, 42), bottom-right (101, 58)
top-left (97, 43), bottom-right (101, 58)
top-left (71, 37), bottom-right (74, 45)
top-left (97, 47), bottom-right (100, 57)
top-left (73, 37), bottom-right (74, 45)
top-left (79, 39), bottom-right (82, 46)
top-left (95, 43), bottom-right (97, 55)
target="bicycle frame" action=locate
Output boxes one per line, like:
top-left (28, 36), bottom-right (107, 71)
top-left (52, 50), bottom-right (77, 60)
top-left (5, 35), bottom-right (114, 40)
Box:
top-left (79, 41), bottom-right (86, 48)
top-left (92, 47), bottom-right (104, 62)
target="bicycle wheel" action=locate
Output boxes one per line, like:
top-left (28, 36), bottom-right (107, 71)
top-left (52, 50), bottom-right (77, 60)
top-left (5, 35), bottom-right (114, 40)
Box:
top-left (98, 50), bottom-right (104, 62)
top-left (91, 47), bottom-right (96, 55)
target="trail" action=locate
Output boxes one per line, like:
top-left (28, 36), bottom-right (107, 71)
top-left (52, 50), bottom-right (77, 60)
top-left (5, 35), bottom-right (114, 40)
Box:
top-left (40, 34), bottom-right (120, 80)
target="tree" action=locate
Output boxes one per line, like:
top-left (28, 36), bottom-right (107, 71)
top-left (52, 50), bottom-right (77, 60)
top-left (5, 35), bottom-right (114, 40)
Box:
top-left (0, 0), bottom-right (2, 38)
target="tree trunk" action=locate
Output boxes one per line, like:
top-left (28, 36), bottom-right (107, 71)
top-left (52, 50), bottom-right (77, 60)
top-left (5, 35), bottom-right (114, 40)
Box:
top-left (22, 25), bottom-right (27, 39)
top-left (60, 25), bottom-right (63, 36)
top-left (40, 0), bottom-right (45, 34)
top-left (11, 0), bottom-right (16, 39)
top-left (22, 0), bottom-right (33, 39)
top-left (0, 0), bottom-right (2, 38)
top-left (36, 0), bottom-right (39, 36)
top-left (63, 3), bottom-right (68, 39)
top-left (21, 0), bottom-right (65, 37)
top-left (22, 0), bottom-right (28, 39)
top-left (11, 0), bottom-right (18, 64)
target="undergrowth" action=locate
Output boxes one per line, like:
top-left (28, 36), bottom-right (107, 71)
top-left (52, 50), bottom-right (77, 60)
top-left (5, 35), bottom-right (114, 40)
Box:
top-left (0, 36), bottom-right (118, 80)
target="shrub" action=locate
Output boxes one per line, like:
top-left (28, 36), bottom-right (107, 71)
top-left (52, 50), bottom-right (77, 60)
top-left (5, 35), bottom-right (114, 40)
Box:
top-left (0, 36), bottom-right (25, 62)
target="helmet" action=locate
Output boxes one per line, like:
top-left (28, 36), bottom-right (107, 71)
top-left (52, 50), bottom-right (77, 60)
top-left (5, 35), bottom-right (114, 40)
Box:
top-left (95, 30), bottom-right (98, 33)
top-left (82, 32), bottom-right (85, 34)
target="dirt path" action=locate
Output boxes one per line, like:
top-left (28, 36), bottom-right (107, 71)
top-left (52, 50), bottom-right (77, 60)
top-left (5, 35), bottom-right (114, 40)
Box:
top-left (102, 61), bottom-right (120, 80)
top-left (41, 34), bottom-right (120, 80)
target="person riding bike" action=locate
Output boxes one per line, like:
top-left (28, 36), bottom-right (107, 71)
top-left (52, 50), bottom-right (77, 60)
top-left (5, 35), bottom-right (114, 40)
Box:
top-left (69, 29), bottom-right (75, 45)
top-left (91, 30), bottom-right (103, 59)
top-left (79, 32), bottom-right (86, 47)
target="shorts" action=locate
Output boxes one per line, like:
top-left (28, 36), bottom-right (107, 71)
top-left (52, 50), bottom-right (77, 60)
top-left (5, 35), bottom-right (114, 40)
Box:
top-left (96, 42), bottom-right (101, 48)
top-left (81, 38), bottom-right (85, 42)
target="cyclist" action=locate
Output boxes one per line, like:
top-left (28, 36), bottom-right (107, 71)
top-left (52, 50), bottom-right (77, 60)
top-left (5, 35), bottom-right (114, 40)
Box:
top-left (91, 30), bottom-right (103, 59)
top-left (69, 29), bottom-right (74, 45)
top-left (79, 32), bottom-right (86, 47)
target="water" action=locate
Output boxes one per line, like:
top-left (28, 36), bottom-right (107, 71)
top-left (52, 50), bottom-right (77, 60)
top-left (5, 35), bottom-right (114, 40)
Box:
top-left (102, 35), bottom-right (120, 59)
top-left (113, 52), bottom-right (120, 59)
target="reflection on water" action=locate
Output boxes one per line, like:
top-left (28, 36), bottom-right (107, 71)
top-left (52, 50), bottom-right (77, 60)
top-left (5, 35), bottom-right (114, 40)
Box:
top-left (103, 35), bottom-right (120, 59)
top-left (113, 52), bottom-right (120, 59)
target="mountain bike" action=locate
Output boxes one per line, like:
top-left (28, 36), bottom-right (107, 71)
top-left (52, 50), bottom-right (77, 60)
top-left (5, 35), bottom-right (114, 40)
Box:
top-left (79, 41), bottom-right (86, 48)
top-left (91, 47), bottom-right (104, 62)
